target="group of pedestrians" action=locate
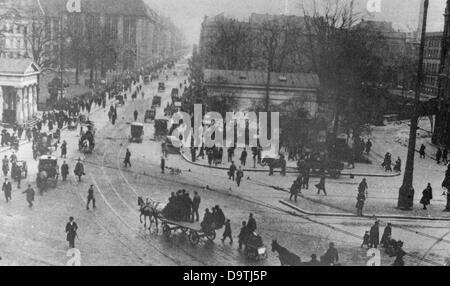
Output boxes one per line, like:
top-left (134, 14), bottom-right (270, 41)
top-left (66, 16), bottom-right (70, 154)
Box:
top-left (163, 190), bottom-right (201, 222)
top-left (228, 162), bottom-right (244, 187)
top-left (419, 143), bottom-right (449, 165)
top-left (361, 221), bottom-right (406, 266)
top-left (289, 168), bottom-right (310, 202)
top-left (381, 152), bottom-right (402, 172)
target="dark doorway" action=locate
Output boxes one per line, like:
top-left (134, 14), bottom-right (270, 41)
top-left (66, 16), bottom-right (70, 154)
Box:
top-left (2, 86), bottom-right (16, 125)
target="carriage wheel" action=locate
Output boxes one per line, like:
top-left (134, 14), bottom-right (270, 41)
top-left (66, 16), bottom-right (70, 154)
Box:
top-left (189, 230), bottom-right (200, 246)
top-left (206, 230), bottom-right (216, 242)
top-left (162, 224), bottom-right (171, 240)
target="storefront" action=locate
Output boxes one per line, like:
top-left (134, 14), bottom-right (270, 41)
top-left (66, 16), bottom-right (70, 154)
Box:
top-left (0, 58), bottom-right (40, 125)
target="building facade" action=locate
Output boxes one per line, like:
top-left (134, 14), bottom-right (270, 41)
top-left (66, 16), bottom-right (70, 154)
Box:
top-left (204, 69), bottom-right (321, 116)
top-left (0, 58), bottom-right (40, 124)
top-left (423, 32), bottom-right (442, 97)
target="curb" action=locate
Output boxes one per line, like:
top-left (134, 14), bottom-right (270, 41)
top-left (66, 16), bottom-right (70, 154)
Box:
top-left (279, 200), bottom-right (450, 221)
top-left (180, 151), bottom-right (402, 178)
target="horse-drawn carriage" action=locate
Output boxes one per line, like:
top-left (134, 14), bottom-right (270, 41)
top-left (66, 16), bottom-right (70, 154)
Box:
top-left (79, 121), bottom-right (95, 154)
top-left (33, 132), bottom-right (54, 159)
top-left (160, 218), bottom-right (219, 246)
top-left (36, 155), bottom-right (59, 193)
top-left (297, 159), bottom-right (344, 179)
top-left (154, 118), bottom-right (169, 138)
top-left (67, 116), bottom-right (79, 131)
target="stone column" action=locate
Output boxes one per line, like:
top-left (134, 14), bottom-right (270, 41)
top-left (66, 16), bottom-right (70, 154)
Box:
top-left (16, 88), bottom-right (23, 124)
top-left (32, 85), bottom-right (38, 116)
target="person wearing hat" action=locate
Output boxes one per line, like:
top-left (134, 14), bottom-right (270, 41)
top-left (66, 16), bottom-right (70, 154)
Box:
top-left (22, 184), bottom-right (35, 208)
top-left (392, 241), bottom-right (406, 266)
top-left (321, 242), bottom-right (339, 265)
top-left (65, 217), bottom-right (78, 249)
top-left (74, 159), bottom-right (85, 182)
top-left (369, 220), bottom-right (380, 249)
top-left (380, 223), bottom-right (392, 248)
top-left (2, 177), bottom-right (12, 203)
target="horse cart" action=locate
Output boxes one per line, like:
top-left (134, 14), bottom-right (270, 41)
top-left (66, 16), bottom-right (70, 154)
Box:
top-left (152, 96), bottom-right (162, 107)
top-left (36, 155), bottom-right (59, 193)
top-left (297, 159), bottom-right (344, 179)
top-left (79, 121), bottom-right (95, 154)
top-left (160, 218), bottom-right (218, 246)
top-left (33, 132), bottom-right (54, 159)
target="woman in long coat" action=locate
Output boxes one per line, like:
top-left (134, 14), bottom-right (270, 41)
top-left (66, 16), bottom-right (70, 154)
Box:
top-left (420, 183), bottom-right (433, 210)
top-left (369, 221), bottom-right (380, 248)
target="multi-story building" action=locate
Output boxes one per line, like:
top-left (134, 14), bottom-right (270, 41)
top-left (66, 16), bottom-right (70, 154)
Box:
top-left (0, 0), bottom-right (185, 71)
top-left (423, 32), bottom-right (442, 98)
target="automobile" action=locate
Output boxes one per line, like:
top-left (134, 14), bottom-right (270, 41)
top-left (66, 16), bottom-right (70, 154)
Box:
top-left (171, 88), bottom-right (179, 97)
top-left (152, 96), bottom-right (162, 107)
top-left (144, 108), bottom-right (156, 123)
top-left (158, 82), bottom-right (165, 92)
top-left (130, 122), bottom-right (144, 143)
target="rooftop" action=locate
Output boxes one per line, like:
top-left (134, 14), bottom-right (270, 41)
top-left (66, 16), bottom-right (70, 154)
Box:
top-left (204, 69), bottom-right (320, 90)
top-left (0, 58), bottom-right (40, 75)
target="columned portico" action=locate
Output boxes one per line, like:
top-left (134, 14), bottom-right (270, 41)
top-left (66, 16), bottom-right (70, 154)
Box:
top-left (0, 58), bottom-right (40, 125)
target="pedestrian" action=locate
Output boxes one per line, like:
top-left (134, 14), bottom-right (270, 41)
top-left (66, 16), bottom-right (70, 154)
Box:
top-left (236, 167), bottom-right (244, 187)
top-left (161, 155), bottom-right (165, 174)
top-left (365, 139), bottom-right (373, 154)
top-left (124, 149), bottom-right (132, 167)
top-left (86, 185), bottom-right (96, 210)
top-left (358, 178), bottom-right (368, 196)
top-left (289, 178), bottom-right (301, 203)
top-left (240, 149), bottom-right (247, 166)
top-left (221, 219), bottom-right (233, 245)
top-left (356, 191), bottom-right (366, 217)
top-left (420, 183), bottom-right (433, 210)
top-left (61, 140), bottom-right (67, 158)
top-left (315, 171), bottom-right (327, 196)
top-left (436, 148), bottom-right (442, 164)
top-left (2, 178), bottom-right (12, 203)
top-left (392, 241), bottom-right (406, 266)
top-left (302, 168), bottom-right (310, 190)
top-left (321, 242), bottom-right (339, 266)
top-left (74, 158), bottom-right (85, 182)
top-left (369, 221), bottom-right (380, 249)
top-left (361, 231), bottom-right (370, 249)
top-left (61, 161), bottom-right (69, 181)
top-left (380, 223), bottom-right (392, 248)
top-left (419, 144), bottom-right (426, 159)
top-left (22, 184), bottom-right (35, 208)
top-left (394, 157), bottom-right (402, 172)
top-left (247, 213), bottom-right (257, 233)
top-left (443, 149), bottom-right (449, 165)
top-left (16, 164), bottom-right (21, 189)
top-left (238, 221), bottom-right (249, 251)
top-left (2, 155), bottom-right (9, 177)
top-left (133, 109), bottom-right (138, 122)
top-left (228, 162), bottom-right (237, 181)
top-left (191, 191), bottom-right (201, 222)
top-left (65, 217), bottom-right (78, 249)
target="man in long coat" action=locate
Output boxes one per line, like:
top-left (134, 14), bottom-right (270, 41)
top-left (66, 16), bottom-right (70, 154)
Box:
top-left (2, 178), bottom-right (11, 203)
top-left (369, 220), bottom-right (380, 249)
top-left (65, 217), bottom-right (78, 248)
top-left (22, 184), bottom-right (35, 208)
top-left (74, 159), bottom-right (85, 182)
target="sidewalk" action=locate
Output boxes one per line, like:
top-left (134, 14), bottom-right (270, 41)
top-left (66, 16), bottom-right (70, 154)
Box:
top-left (179, 149), bottom-right (401, 178)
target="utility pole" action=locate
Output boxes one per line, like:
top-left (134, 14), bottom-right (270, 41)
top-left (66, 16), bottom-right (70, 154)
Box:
top-left (397, 0), bottom-right (429, 210)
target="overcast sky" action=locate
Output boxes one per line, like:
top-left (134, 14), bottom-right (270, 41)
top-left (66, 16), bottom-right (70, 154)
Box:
top-left (144, 0), bottom-right (447, 46)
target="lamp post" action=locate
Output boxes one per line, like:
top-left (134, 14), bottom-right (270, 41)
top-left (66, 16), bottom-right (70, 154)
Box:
top-left (397, 0), bottom-right (429, 210)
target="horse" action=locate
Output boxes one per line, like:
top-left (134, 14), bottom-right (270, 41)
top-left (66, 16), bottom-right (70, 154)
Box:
top-left (138, 197), bottom-right (164, 233)
top-left (271, 240), bottom-right (302, 266)
top-left (261, 156), bottom-right (286, 176)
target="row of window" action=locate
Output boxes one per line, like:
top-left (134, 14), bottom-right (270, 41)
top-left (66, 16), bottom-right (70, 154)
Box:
top-left (425, 48), bottom-right (441, 59)
top-left (424, 62), bottom-right (440, 73)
